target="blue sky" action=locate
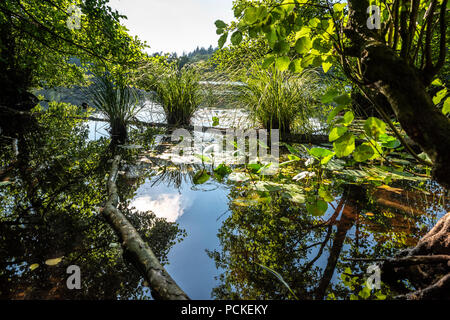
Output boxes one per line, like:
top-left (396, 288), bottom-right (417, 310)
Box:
top-left (109, 0), bottom-right (235, 55)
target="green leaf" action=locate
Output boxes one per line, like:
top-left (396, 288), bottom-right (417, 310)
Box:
top-left (308, 18), bottom-right (321, 27)
top-left (214, 163), bottom-right (232, 179)
top-left (333, 93), bottom-right (352, 106)
top-left (215, 20), bottom-right (227, 29)
top-left (379, 134), bottom-right (401, 149)
top-left (443, 97), bottom-right (450, 115)
top-left (306, 199), bottom-right (328, 216)
top-left (265, 28), bottom-right (278, 47)
top-left (431, 78), bottom-right (443, 86)
top-left (433, 88), bottom-right (447, 105)
top-left (309, 147), bottom-right (335, 164)
top-left (289, 59), bottom-right (303, 73)
top-left (333, 132), bottom-right (355, 158)
top-left (273, 40), bottom-right (290, 54)
top-left (326, 104), bottom-right (346, 124)
top-left (295, 37), bottom-right (312, 54)
top-left (45, 257), bottom-right (63, 266)
top-left (321, 88), bottom-right (340, 104)
top-left (333, 3), bottom-right (347, 12)
top-left (359, 286), bottom-right (371, 299)
top-left (364, 117), bottom-right (386, 139)
top-left (244, 7), bottom-right (259, 24)
top-left (212, 116), bottom-right (219, 127)
top-left (353, 144), bottom-right (375, 162)
top-left (300, 54), bottom-right (315, 68)
top-left (262, 56), bottom-right (275, 69)
top-left (329, 126), bottom-right (348, 142)
top-left (194, 154), bottom-right (212, 163)
top-left (322, 61), bottom-right (333, 73)
top-left (218, 33), bottom-right (228, 48)
top-left (342, 111), bottom-right (354, 126)
top-left (231, 31), bottom-right (243, 45)
top-left (29, 263), bottom-right (40, 271)
top-left (319, 187), bottom-right (334, 202)
top-left (193, 170), bottom-right (211, 185)
top-left (275, 56), bottom-right (290, 71)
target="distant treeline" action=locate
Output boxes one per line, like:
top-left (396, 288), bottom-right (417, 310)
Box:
top-left (152, 45), bottom-right (217, 69)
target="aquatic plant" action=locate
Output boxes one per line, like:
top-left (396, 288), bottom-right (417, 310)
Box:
top-left (237, 66), bottom-right (322, 136)
top-left (152, 67), bottom-right (203, 126)
top-left (85, 75), bottom-right (145, 145)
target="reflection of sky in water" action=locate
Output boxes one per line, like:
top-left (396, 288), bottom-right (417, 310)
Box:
top-left (131, 193), bottom-right (186, 223)
top-left (131, 177), bottom-right (230, 299)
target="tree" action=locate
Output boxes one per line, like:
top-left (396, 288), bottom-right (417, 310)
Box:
top-left (0, 0), bottom-right (145, 111)
top-left (216, 0), bottom-right (450, 187)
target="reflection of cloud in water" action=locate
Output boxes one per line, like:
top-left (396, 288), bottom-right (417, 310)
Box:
top-left (130, 194), bottom-right (184, 223)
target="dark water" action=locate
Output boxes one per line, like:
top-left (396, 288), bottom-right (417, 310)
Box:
top-left (0, 108), bottom-right (448, 300)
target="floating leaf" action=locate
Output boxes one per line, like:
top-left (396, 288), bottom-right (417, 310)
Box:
top-left (193, 170), bottom-right (210, 185)
top-left (29, 263), bottom-right (40, 271)
top-left (228, 172), bottom-right (251, 182)
top-left (45, 257), bottom-right (63, 266)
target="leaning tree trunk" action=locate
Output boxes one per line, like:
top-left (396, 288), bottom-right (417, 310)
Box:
top-left (361, 43), bottom-right (450, 188)
top-left (345, 0), bottom-right (450, 188)
top-left (102, 155), bottom-right (190, 300)
top-left (343, 0), bottom-right (450, 299)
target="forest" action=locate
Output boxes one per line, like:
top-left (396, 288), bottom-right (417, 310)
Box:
top-left (0, 0), bottom-right (449, 302)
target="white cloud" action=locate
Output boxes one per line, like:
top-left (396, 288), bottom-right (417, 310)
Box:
top-left (108, 0), bottom-right (235, 55)
top-left (130, 193), bottom-right (185, 222)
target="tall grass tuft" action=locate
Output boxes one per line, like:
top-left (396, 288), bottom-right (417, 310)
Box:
top-left (152, 67), bottom-right (202, 126)
top-left (237, 66), bottom-right (321, 136)
top-left (85, 75), bottom-right (144, 145)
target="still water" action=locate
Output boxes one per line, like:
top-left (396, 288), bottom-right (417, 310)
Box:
top-left (0, 105), bottom-right (448, 299)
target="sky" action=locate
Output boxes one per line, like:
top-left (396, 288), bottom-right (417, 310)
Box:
top-left (108, 0), bottom-right (235, 55)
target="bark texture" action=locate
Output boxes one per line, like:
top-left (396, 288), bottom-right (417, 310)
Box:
top-left (102, 155), bottom-right (190, 300)
top-left (345, 0), bottom-right (450, 188)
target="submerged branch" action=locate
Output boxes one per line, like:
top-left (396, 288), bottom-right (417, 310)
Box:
top-left (101, 155), bottom-right (190, 300)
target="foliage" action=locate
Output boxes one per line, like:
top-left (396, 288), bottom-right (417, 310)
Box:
top-left (0, 103), bottom-right (185, 299)
top-left (237, 65), bottom-right (323, 135)
top-left (84, 75), bottom-right (145, 144)
top-left (151, 66), bottom-right (203, 126)
top-left (0, 0), bottom-right (146, 105)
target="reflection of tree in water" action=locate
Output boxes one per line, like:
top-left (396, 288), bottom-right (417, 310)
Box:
top-left (0, 106), bottom-right (185, 299)
top-left (209, 179), bottom-right (447, 300)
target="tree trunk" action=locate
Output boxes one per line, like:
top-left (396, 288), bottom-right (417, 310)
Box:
top-left (346, 0), bottom-right (450, 188)
top-left (102, 155), bottom-right (190, 300)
